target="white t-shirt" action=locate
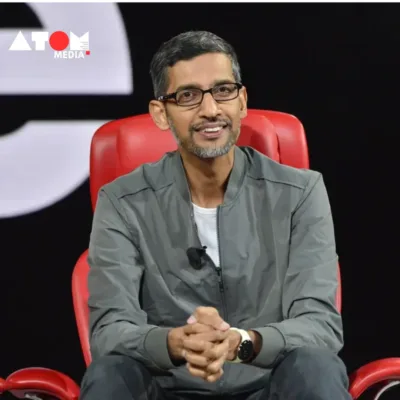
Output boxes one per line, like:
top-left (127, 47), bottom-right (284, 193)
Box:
top-left (192, 203), bottom-right (220, 267)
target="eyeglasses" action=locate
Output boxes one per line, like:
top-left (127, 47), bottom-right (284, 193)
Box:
top-left (157, 82), bottom-right (243, 107)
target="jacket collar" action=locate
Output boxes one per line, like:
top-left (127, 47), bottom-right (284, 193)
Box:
top-left (171, 146), bottom-right (248, 207)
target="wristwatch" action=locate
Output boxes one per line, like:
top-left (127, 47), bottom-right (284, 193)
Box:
top-left (229, 328), bottom-right (254, 363)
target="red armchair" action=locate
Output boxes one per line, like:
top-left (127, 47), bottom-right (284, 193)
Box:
top-left (3, 110), bottom-right (400, 400)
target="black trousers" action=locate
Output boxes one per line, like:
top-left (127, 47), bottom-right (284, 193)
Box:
top-left (80, 347), bottom-right (352, 400)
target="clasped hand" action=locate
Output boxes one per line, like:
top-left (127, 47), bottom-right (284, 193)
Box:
top-left (171, 307), bottom-right (241, 383)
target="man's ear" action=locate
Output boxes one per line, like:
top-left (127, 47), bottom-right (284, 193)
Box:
top-left (149, 100), bottom-right (170, 130)
top-left (239, 86), bottom-right (248, 119)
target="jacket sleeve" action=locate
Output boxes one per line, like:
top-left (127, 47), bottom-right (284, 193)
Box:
top-left (250, 172), bottom-right (343, 369)
top-left (87, 188), bottom-right (175, 371)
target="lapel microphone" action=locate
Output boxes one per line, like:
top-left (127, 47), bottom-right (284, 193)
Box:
top-left (186, 246), bottom-right (208, 270)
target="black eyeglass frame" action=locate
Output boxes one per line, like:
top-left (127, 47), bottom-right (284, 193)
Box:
top-left (157, 82), bottom-right (243, 107)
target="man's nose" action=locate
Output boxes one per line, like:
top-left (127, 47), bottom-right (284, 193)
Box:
top-left (198, 92), bottom-right (222, 118)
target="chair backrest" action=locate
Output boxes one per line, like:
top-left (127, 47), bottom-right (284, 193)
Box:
top-left (89, 109), bottom-right (309, 210)
top-left (73, 109), bottom-right (340, 367)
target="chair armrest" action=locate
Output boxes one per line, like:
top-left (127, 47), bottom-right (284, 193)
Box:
top-left (0, 377), bottom-right (6, 394)
top-left (349, 358), bottom-right (400, 399)
top-left (5, 367), bottom-right (80, 400)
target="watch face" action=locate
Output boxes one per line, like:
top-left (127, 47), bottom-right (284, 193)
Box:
top-left (238, 339), bottom-right (254, 361)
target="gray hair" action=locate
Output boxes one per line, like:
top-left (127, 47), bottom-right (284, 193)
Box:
top-left (149, 31), bottom-right (242, 98)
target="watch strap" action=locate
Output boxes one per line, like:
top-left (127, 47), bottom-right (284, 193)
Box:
top-left (229, 328), bottom-right (252, 363)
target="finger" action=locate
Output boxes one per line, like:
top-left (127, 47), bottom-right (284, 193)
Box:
top-left (183, 322), bottom-right (214, 335)
top-left (186, 363), bottom-right (208, 379)
top-left (184, 351), bottom-right (209, 367)
top-left (186, 364), bottom-right (224, 382)
top-left (203, 339), bottom-right (230, 360)
top-left (183, 338), bottom-right (213, 353)
top-left (185, 329), bottom-right (230, 344)
top-left (192, 307), bottom-right (230, 331)
top-left (182, 332), bottom-right (228, 354)
top-left (207, 356), bottom-right (227, 375)
top-left (206, 369), bottom-right (224, 383)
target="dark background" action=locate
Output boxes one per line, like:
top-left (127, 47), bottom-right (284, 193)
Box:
top-left (1, 3), bottom-right (399, 399)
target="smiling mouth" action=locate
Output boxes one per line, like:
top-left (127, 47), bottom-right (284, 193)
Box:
top-left (196, 125), bottom-right (228, 139)
top-left (203, 125), bottom-right (224, 132)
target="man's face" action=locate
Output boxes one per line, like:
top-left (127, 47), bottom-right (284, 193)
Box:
top-left (152, 53), bottom-right (247, 159)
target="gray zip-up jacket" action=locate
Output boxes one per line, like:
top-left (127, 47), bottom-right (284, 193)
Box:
top-left (87, 146), bottom-right (343, 395)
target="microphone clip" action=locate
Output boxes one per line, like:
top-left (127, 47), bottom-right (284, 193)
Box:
top-left (186, 246), bottom-right (208, 270)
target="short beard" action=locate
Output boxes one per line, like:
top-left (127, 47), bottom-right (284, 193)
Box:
top-left (168, 118), bottom-right (239, 159)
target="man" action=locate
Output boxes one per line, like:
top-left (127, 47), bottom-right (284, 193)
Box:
top-left (80, 31), bottom-right (351, 399)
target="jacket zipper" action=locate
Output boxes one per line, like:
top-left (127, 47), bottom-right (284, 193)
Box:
top-left (216, 206), bottom-right (228, 321)
top-left (216, 206), bottom-right (228, 395)
top-left (191, 204), bottom-right (228, 394)
top-left (191, 203), bottom-right (228, 319)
